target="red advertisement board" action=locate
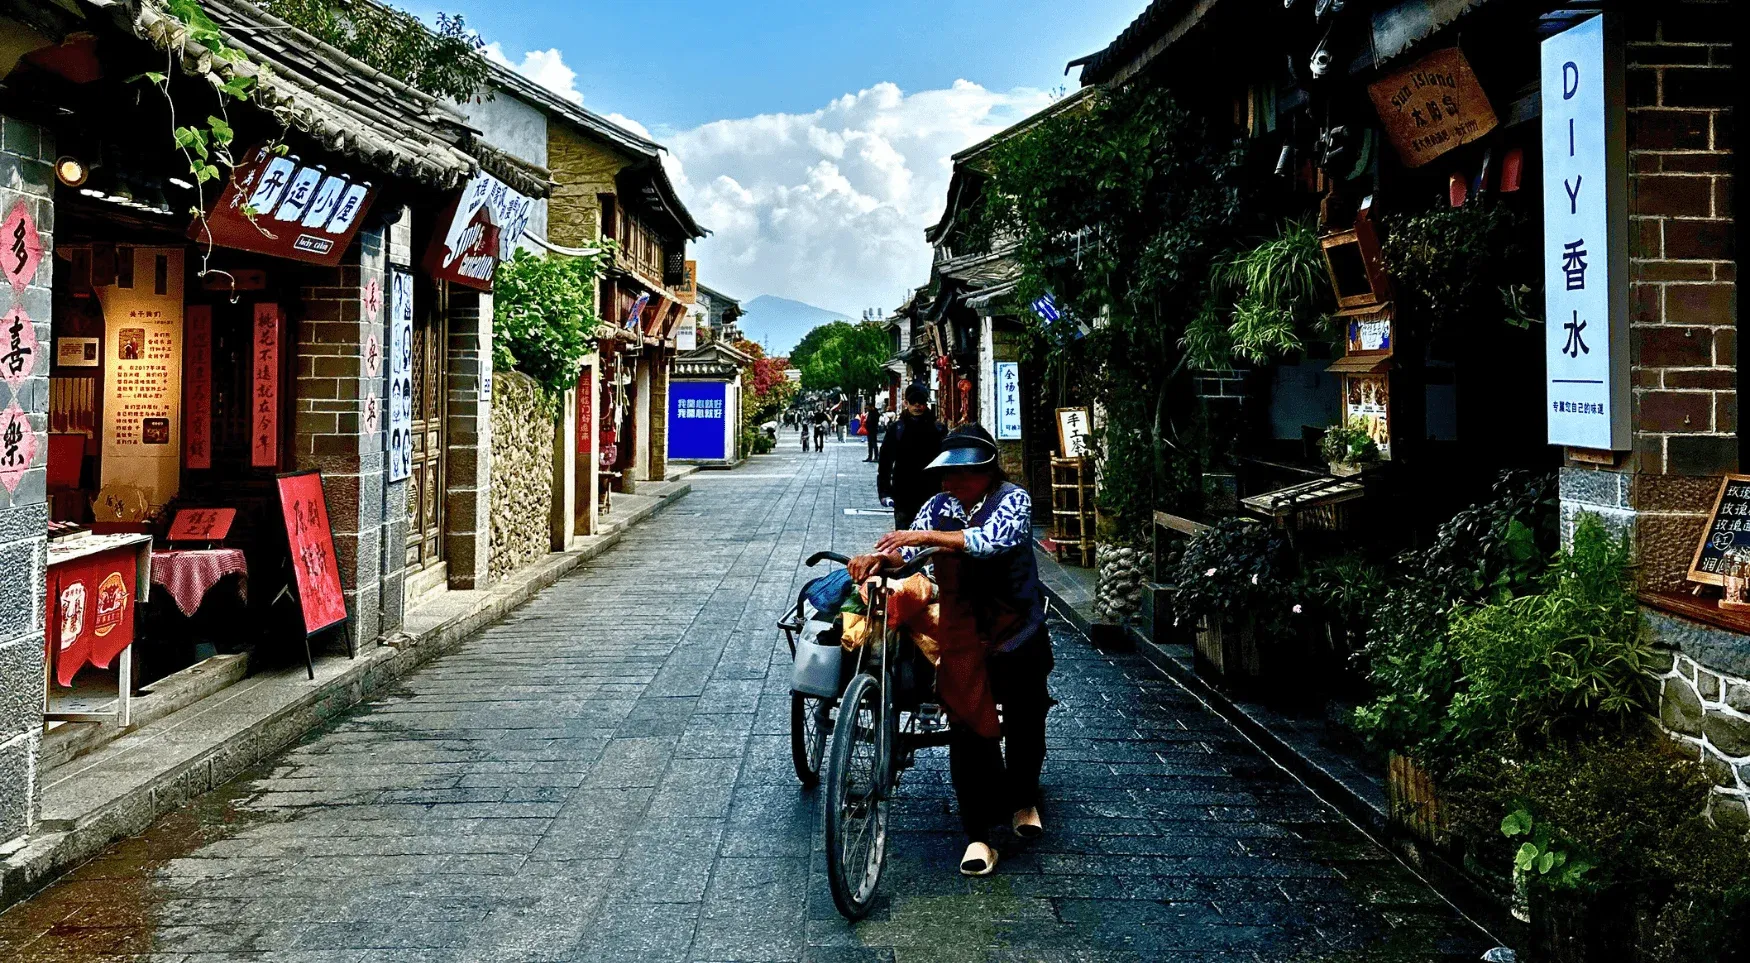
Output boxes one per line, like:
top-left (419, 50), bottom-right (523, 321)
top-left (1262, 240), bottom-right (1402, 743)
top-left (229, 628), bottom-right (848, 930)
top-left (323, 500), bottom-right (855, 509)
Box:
top-left (276, 471), bottom-right (348, 636)
top-left (576, 367), bottom-right (593, 460)
top-left (185, 305), bottom-right (212, 469)
top-left (47, 546), bottom-right (137, 686)
top-left (252, 303), bottom-right (279, 468)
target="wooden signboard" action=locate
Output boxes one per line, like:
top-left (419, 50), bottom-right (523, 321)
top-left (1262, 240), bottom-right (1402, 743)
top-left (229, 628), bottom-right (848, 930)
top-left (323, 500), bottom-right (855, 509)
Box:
top-left (1056, 407), bottom-right (1092, 459)
top-left (1366, 47), bottom-right (1498, 168)
top-left (185, 305), bottom-right (212, 469)
top-left (276, 471), bottom-right (349, 638)
top-left (251, 304), bottom-right (280, 468)
top-left (1687, 474), bottom-right (1750, 586)
top-left (168, 507), bottom-right (235, 543)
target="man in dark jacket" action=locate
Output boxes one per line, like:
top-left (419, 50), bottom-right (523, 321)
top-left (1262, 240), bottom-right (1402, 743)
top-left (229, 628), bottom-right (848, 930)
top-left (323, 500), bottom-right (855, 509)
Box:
top-left (877, 383), bottom-right (947, 529)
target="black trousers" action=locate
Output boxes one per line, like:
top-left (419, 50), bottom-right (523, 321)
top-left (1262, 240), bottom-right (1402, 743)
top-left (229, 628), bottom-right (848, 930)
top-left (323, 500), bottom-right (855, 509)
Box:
top-left (948, 632), bottom-right (1054, 844)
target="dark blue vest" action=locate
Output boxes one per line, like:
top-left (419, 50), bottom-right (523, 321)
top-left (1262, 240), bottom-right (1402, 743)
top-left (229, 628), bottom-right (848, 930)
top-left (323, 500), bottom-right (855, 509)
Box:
top-left (927, 482), bottom-right (1047, 653)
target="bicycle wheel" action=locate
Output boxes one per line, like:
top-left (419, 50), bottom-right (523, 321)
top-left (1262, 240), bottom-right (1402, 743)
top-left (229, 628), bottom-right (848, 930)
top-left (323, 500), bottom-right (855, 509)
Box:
top-left (823, 672), bottom-right (889, 920)
top-left (790, 692), bottom-right (831, 786)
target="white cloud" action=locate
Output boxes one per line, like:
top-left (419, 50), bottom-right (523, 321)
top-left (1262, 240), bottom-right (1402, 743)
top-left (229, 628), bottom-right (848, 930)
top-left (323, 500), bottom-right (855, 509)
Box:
top-left (483, 43), bottom-right (582, 104)
top-left (665, 80), bottom-right (1055, 317)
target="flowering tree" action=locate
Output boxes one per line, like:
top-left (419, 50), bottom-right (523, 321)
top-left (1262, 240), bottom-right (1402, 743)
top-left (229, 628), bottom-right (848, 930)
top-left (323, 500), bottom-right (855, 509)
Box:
top-left (733, 339), bottom-right (797, 454)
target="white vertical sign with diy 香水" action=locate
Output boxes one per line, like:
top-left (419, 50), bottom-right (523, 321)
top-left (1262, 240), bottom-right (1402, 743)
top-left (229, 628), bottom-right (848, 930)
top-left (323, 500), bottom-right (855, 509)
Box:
top-left (1541, 13), bottom-right (1629, 451)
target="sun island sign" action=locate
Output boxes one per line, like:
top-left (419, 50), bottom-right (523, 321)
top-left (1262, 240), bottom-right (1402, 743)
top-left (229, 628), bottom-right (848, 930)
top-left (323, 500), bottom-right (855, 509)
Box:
top-left (1542, 14), bottom-right (1629, 451)
top-left (423, 170), bottom-right (535, 291)
top-left (1366, 47), bottom-right (1497, 168)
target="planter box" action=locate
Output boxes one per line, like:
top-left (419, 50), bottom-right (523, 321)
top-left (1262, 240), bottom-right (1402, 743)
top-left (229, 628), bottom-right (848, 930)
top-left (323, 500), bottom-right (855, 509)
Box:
top-left (1386, 752), bottom-right (1451, 848)
top-left (1194, 618), bottom-right (1260, 682)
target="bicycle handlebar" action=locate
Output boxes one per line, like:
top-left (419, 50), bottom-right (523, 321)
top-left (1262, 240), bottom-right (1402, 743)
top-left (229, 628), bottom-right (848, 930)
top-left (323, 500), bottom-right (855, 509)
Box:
top-left (806, 547), bottom-right (941, 578)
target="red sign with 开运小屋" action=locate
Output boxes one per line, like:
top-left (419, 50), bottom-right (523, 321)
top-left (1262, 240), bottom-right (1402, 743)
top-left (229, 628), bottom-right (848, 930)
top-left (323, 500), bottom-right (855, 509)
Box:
top-left (194, 144), bottom-right (375, 267)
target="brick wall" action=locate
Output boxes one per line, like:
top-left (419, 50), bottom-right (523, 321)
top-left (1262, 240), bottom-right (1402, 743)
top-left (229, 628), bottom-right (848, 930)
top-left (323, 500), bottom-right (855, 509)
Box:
top-left (1566, 2), bottom-right (1737, 591)
top-left (0, 114), bottom-right (51, 853)
top-left (444, 289), bottom-right (492, 588)
top-left (291, 214), bottom-right (409, 643)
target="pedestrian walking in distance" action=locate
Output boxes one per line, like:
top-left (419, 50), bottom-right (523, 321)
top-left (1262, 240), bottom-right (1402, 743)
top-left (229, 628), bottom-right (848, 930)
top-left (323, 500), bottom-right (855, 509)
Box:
top-left (877, 383), bottom-right (946, 529)
top-left (864, 407), bottom-right (880, 462)
top-left (849, 424), bottom-right (1051, 877)
top-left (801, 412), bottom-right (812, 452)
top-left (813, 409), bottom-right (828, 452)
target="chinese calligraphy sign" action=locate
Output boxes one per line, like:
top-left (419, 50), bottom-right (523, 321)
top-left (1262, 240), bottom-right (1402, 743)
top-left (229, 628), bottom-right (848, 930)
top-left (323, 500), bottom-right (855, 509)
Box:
top-left (1367, 48), bottom-right (1498, 168)
top-left (3, 305), bottom-right (39, 391)
top-left (422, 170), bottom-right (535, 290)
top-left (1542, 14), bottom-right (1629, 450)
top-left (3, 200), bottom-right (42, 293)
top-left (168, 507), bottom-right (236, 541)
top-left (0, 401), bottom-right (37, 494)
top-left (252, 303), bottom-right (281, 467)
top-left (276, 471), bottom-right (348, 635)
top-left (185, 306), bottom-right (212, 469)
top-left (1056, 407), bottom-right (1091, 459)
top-left (995, 362), bottom-right (1022, 441)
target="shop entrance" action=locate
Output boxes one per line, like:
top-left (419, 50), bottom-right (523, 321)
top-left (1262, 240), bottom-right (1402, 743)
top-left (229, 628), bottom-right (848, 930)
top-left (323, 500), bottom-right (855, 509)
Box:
top-left (406, 280), bottom-right (447, 571)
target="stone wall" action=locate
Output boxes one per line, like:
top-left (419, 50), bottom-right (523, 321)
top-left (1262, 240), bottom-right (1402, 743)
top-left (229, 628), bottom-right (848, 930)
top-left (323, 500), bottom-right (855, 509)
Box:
top-left (488, 371), bottom-right (554, 582)
top-left (1651, 612), bottom-right (1750, 837)
top-left (0, 113), bottom-right (51, 851)
top-left (546, 125), bottom-right (626, 249)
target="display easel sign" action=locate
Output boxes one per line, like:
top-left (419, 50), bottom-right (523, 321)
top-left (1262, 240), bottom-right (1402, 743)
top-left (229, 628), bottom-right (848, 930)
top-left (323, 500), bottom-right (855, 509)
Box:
top-left (1687, 474), bottom-right (1750, 588)
top-left (1056, 408), bottom-right (1092, 459)
top-left (276, 470), bottom-right (352, 678)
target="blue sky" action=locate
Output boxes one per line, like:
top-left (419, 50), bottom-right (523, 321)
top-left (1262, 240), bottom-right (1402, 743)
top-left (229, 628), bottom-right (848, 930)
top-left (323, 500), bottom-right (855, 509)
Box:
top-left (406, 0), bottom-right (1148, 315)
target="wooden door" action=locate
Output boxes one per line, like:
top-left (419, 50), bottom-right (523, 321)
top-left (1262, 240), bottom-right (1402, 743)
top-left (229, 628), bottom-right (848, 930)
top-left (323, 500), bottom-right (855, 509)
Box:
top-left (406, 282), bottom-right (446, 570)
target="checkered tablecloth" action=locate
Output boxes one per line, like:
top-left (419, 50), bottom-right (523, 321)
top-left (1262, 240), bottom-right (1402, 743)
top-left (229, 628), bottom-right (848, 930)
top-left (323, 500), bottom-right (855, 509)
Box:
top-left (151, 549), bottom-right (248, 617)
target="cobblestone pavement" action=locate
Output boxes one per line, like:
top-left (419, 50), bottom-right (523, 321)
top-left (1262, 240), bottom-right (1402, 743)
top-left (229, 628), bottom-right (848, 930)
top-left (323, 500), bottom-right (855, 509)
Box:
top-left (1, 442), bottom-right (1493, 962)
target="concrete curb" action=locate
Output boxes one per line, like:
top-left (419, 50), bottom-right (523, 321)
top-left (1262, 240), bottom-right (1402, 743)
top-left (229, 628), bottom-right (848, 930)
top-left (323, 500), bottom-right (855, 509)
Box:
top-left (0, 482), bottom-right (692, 909)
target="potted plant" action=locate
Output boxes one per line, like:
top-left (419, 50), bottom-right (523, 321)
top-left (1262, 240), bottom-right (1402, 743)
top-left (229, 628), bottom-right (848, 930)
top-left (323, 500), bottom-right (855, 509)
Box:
top-left (1169, 518), bottom-right (1301, 690)
top-left (1320, 417), bottom-right (1382, 476)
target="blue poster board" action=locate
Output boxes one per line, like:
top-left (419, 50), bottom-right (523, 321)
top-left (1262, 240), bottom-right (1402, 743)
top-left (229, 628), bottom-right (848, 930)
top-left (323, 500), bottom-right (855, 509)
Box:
top-left (669, 381), bottom-right (727, 460)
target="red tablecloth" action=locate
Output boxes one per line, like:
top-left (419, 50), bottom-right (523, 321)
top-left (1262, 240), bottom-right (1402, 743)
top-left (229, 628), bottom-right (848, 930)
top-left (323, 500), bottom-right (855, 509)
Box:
top-left (151, 549), bottom-right (248, 617)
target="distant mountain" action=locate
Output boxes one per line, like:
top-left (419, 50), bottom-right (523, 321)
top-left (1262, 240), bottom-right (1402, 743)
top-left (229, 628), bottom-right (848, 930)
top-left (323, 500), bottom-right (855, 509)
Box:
top-left (738, 296), bottom-right (853, 357)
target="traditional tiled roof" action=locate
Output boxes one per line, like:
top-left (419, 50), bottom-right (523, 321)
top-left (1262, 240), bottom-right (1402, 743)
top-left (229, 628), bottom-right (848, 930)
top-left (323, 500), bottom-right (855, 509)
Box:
top-left (111, 0), bottom-right (486, 189)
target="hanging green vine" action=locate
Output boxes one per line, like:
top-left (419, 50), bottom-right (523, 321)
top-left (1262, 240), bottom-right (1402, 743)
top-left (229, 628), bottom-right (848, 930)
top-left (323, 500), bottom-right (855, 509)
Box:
top-left (973, 86), bottom-right (1244, 536)
top-left (1183, 219), bottom-right (1333, 370)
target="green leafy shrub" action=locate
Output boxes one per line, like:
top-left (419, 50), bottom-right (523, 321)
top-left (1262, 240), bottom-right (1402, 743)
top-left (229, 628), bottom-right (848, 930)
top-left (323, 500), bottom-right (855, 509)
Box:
top-left (1444, 515), bottom-right (1653, 751)
top-left (1448, 732), bottom-right (1750, 963)
top-left (1351, 471), bottom-right (1558, 757)
top-left (491, 248), bottom-right (608, 397)
top-left (1169, 518), bottom-right (1296, 634)
top-left (1379, 203), bottom-right (1540, 335)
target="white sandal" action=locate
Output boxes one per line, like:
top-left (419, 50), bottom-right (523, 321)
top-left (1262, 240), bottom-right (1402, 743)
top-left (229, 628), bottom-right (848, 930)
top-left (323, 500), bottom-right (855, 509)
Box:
top-left (1011, 806), bottom-right (1044, 840)
top-left (960, 841), bottom-right (999, 876)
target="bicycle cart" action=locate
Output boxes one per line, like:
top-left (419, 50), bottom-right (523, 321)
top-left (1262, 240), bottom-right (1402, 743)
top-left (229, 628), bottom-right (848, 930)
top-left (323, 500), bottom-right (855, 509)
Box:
top-left (792, 549), bottom-right (950, 921)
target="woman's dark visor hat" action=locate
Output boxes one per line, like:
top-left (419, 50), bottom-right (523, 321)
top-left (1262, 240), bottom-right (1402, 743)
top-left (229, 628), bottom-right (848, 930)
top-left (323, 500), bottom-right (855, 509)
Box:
top-left (925, 426), bottom-right (999, 471)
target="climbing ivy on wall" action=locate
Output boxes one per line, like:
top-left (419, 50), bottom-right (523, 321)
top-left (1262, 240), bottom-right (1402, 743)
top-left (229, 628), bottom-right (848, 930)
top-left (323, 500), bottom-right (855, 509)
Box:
top-left (974, 86), bottom-right (1245, 536)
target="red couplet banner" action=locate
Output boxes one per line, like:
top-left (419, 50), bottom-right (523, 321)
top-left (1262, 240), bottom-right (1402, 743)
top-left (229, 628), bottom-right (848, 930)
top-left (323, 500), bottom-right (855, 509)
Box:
top-left (252, 303), bottom-right (280, 468)
top-left (185, 305), bottom-right (212, 469)
top-left (276, 471), bottom-right (348, 636)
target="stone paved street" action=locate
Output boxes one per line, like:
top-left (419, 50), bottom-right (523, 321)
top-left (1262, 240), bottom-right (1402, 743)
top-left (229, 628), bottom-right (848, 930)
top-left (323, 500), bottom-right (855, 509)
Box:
top-left (1, 443), bottom-right (1492, 962)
